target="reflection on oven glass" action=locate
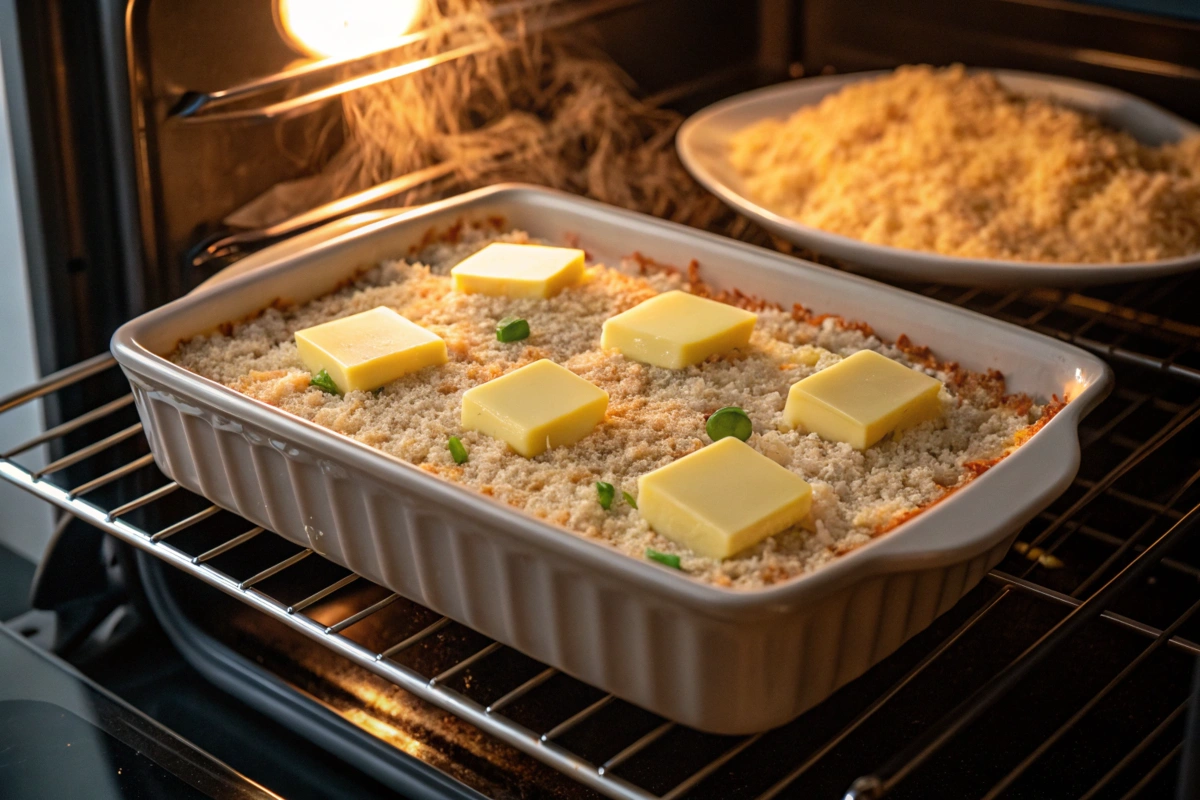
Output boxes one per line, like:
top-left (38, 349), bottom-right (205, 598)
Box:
top-left (0, 700), bottom-right (212, 800)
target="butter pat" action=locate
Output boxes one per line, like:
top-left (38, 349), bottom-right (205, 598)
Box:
top-left (461, 359), bottom-right (608, 457)
top-left (451, 242), bottom-right (585, 298)
top-left (638, 438), bottom-right (812, 559)
top-left (295, 306), bottom-right (447, 393)
top-left (601, 291), bottom-right (757, 369)
top-left (783, 350), bottom-right (942, 450)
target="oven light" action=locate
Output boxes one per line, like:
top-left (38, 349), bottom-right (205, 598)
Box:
top-left (275, 0), bottom-right (425, 59)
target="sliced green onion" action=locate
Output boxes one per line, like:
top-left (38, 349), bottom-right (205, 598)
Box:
top-left (310, 369), bottom-right (340, 395)
top-left (645, 548), bottom-right (681, 569)
top-left (596, 481), bottom-right (615, 510)
top-left (706, 406), bottom-right (752, 442)
top-left (448, 436), bottom-right (469, 465)
top-left (622, 491), bottom-right (638, 509)
top-left (496, 316), bottom-right (530, 343)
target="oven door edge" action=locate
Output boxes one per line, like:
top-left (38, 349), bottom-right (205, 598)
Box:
top-left (136, 550), bottom-right (489, 800)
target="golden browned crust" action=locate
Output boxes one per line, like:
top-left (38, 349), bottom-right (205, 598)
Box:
top-left (171, 228), bottom-right (1053, 588)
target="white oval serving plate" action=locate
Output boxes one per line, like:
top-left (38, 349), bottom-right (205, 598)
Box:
top-left (677, 69), bottom-right (1200, 288)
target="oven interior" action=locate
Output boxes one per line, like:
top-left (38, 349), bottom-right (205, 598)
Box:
top-left (3, 0), bottom-right (1200, 798)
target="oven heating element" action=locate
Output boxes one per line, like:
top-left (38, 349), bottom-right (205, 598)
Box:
top-left (1, 270), bottom-right (1199, 799)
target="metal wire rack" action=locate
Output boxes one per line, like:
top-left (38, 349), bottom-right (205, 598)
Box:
top-left (167, 0), bottom-right (646, 124)
top-left (2, 268), bottom-right (1199, 799)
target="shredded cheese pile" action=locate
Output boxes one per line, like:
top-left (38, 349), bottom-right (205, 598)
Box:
top-left (729, 65), bottom-right (1200, 263)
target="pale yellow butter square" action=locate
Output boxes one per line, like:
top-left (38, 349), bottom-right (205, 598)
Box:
top-left (783, 349), bottom-right (942, 450)
top-left (450, 242), bottom-right (585, 298)
top-left (294, 306), bottom-right (447, 393)
top-left (601, 291), bottom-right (757, 369)
top-left (461, 359), bottom-right (608, 457)
top-left (638, 437), bottom-right (812, 559)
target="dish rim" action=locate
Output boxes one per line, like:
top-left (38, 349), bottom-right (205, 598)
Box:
top-left (676, 68), bottom-right (1200, 281)
top-left (111, 184), bottom-right (1114, 612)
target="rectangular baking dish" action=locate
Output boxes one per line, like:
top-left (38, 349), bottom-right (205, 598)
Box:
top-left (111, 185), bottom-right (1113, 734)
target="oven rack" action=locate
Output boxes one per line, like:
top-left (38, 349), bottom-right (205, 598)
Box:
top-left (186, 74), bottom-right (758, 270)
top-left (166, 0), bottom-right (646, 125)
top-left (3, 274), bottom-right (1200, 798)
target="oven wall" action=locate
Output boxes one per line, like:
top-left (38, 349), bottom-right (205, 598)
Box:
top-left (0, 33), bottom-right (53, 563)
top-left (0, 0), bottom-right (142, 375)
top-left (797, 0), bottom-right (1200, 121)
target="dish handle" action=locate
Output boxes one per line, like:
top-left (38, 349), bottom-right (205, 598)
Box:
top-left (851, 420), bottom-right (1083, 571)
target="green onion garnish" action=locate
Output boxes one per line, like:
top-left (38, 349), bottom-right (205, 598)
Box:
top-left (496, 316), bottom-right (530, 343)
top-left (310, 369), bottom-right (340, 395)
top-left (706, 406), bottom-right (752, 442)
top-left (622, 491), bottom-right (638, 509)
top-left (645, 548), bottom-right (681, 569)
top-left (448, 436), bottom-right (469, 465)
top-left (596, 481), bottom-right (615, 510)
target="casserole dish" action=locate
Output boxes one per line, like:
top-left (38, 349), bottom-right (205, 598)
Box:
top-left (111, 185), bottom-right (1112, 733)
top-left (677, 69), bottom-right (1200, 288)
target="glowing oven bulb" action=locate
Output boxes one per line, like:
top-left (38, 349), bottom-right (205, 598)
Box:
top-left (276, 0), bottom-right (425, 59)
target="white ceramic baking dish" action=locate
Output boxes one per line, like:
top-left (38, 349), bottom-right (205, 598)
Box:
top-left (111, 185), bottom-right (1112, 734)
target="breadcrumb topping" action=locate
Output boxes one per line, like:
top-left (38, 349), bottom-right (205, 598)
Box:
top-left (729, 65), bottom-right (1200, 264)
top-left (172, 227), bottom-right (1048, 588)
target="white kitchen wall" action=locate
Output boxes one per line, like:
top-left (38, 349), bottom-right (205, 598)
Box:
top-left (0, 43), bottom-right (53, 564)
